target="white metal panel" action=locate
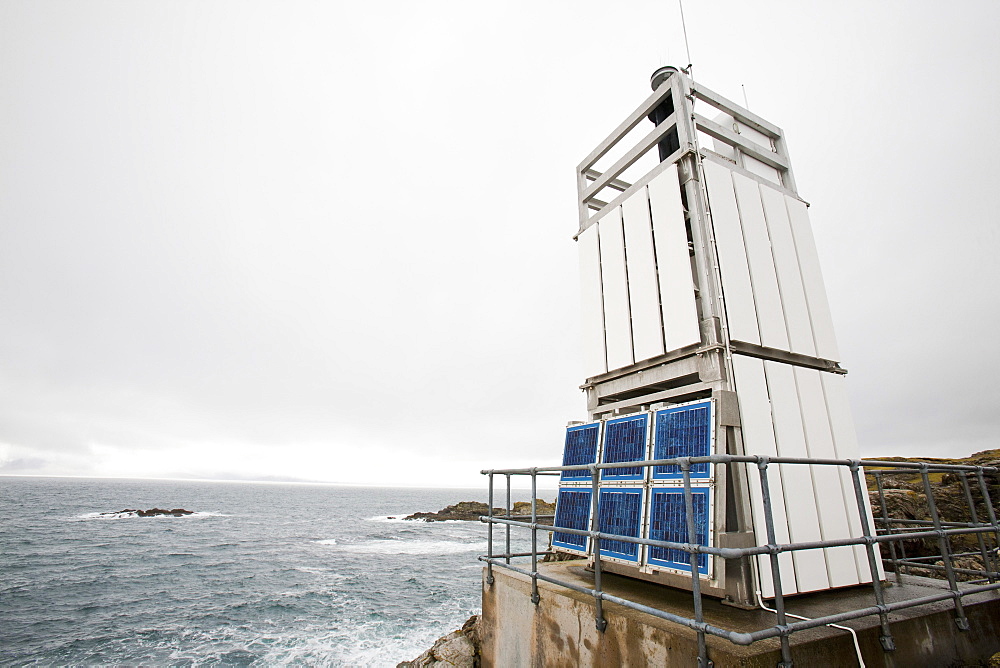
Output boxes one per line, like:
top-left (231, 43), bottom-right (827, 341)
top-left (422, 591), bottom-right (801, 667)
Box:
top-left (760, 186), bottom-right (815, 357)
top-left (732, 174), bottom-right (789, 351)
top-left (710, 112), bottom-right (738, 163)
top-left (731, 355), bottom-right (797, 597)
top-left (735, 122), bottom-right (782, 186)
top-left (793, 366), bottom-right (861, 587)
top-left (821, 372), bottom-right (884, 581)
top-left (709, 113), bottom-right (781, 185)
top-left (621, 187), bottom-right (665, 362)
top-left (763, 361), bottom-right (830, 592)
top-left (785, 197), bottom-right (840, 360)
top-left (598, 207), bottom-right (634, 371)
top-left (577, 223), bottom-right (607, 378)
top-left (647, 165), bottom-right (701, 351)
top-left (702, 160), bottom-right (760, 345)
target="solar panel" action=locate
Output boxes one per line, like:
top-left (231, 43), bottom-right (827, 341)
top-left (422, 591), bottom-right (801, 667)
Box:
top-left (652, 400), bottom-right (714, 480)
top-left (561, 422), bottom-right (601, 481)
top-left (597, 488), bottom-right (644, 562)
top-left (646, 486), bottom-right (711, 575)
top-left (600, 413), bottom-right (649, 481)
top-left (552, 488), bottom-right (592, 553)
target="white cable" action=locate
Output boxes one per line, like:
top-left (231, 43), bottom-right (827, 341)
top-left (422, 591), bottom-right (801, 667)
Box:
top-left (749, 557), bottom-right (866, 667)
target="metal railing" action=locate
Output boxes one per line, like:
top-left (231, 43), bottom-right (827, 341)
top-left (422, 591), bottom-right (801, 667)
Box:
top-left (479, 455), bottom-right (1000, 667)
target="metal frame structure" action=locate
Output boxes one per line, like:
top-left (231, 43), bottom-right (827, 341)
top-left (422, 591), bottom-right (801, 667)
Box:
top-left (480, 456), bottom-right (1000, 667)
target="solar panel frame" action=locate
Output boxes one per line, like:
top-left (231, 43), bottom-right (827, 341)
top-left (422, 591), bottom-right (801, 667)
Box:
top-left (599, 413), bottom-right (650, 482)
top-left (596, 487), bottom-right (646, 563)
top-left (651, 399), bottom-right (715, 481)
top-left (552, 487), bottom-right (593, 554)
top-left (560, 422), bottom-right (602, 482)
top-left (645, 485), bottom-right (713, 576)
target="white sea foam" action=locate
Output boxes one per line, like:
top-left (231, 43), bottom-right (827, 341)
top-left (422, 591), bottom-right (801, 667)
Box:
top-left (72, 511), bottom-right (226, 521)
top-left (313, 538), bottom-right (338, 545)
top-left (332, 540), bottom-right (487, 555)
top-left (366, 514), bottom-right (467, 524)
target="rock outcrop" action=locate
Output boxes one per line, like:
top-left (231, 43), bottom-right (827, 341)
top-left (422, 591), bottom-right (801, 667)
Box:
top-left (402, 500), bottom-right (555, 523)
top-left (397, 615), bottom-right (480, 668)
top-left (866, 449), bottom-right (1000, 581)
top-left (101, 508), bottom-right (194, 517)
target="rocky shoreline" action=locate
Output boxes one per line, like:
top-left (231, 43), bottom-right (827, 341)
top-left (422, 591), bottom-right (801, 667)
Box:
top-left (395, 500), bottom-right (555, 523)
top-left (397, 615), bottom-right (481, 668)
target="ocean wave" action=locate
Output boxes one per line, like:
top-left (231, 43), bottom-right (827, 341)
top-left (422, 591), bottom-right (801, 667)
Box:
top-left (72, 511), bottom-right (227, 521)
top-left (366, 515), bottom-right (410, 523)
top-left (330, 540), bottom-right (487, 555)
top-left (313, 538), bottom-right (338, 545)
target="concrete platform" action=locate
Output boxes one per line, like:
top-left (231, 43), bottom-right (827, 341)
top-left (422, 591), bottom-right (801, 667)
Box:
top-left (480, 560), bottom-right (1000, 667)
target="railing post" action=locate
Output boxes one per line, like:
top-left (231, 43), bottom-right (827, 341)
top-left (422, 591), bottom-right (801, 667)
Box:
top-left (872, 471), bottom-right (902, 583)
top-left (505, 473), bottom-right (512, 565)
top-left (850, 461), bottom-right (896, 651)
top-left (975, 470), bottom-right (1000, 577)
top-left (756, 457), bottom-right (793, 668)
top-left (486, 472), bottom-right (494, 585)
top-left (531, 467), bottom-right (540, 605)
top-left (959, 471), bottom-right (994, 583)
top-left (920, 464), bottom-right (970, 631)
top-left (590, 463), bottom-right (607, 632)
top-left (682, 460), bottom-right (711, 668)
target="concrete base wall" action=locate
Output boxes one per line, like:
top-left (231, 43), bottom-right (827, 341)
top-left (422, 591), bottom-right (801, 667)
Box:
top-left (481, 562), bottom-right (1000, 667)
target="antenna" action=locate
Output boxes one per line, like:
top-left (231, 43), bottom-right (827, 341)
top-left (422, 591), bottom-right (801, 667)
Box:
top-left (678, 0), bottom-right (693, 75)
top-left (741, 83), bottom-right (750, 109)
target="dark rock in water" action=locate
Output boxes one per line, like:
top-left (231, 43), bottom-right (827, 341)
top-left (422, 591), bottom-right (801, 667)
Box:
top-left (398, 614), bottom-right (480, 668)
top-left (403, 500), bottom-right (555, 523)
top-left (101, 508), bottom-right (194, 517)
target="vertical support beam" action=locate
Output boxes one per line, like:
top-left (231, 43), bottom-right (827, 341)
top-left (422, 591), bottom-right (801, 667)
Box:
top-left (486, 473), bottom-right (495, 585)
top-left (850, 462), bottom-right (896, 650)
top-left (921, 465), bottom-right (970, 631)
top-left (757, 457), bottom-right (793, 667)
top-left (590, 464), bottom-right (608, 632)
top-left (505, 474), bottom-right (512, 565)
top-left (672, 70), bottom-right (733, 391)
top-left (683, 461), bottom-right (711, 667)
top-left (959, 472), bottom-right (994, 583)
top-left (873, 471), bottom-right (903, 583)
top-left (531, 469), bottom-right (541, 604)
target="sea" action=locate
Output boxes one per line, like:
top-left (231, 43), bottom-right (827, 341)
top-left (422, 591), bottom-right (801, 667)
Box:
top-left (0, 476), bottom-right (540, 666)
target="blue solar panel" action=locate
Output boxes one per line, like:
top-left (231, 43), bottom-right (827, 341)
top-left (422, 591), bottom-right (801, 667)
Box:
top-left (597, 488), bottom-right (644, 562)
top-left (600, 414), bottom-right (649, 481)
top-left (647, 486), bottom-right (710, 574)
top-left (652, 400), bottom-right (713, 480)
top-left (552, 488), bottom-right (592, 553)
top-left (561, 422), bottom-right (601, 481)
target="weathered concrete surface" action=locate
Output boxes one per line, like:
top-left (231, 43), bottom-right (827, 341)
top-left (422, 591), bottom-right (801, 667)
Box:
top-left (480, 561), bottom-right (1000, 667)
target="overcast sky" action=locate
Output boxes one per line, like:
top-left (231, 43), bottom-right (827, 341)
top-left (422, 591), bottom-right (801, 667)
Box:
top-left (2, 1), bottom-right (998, 487)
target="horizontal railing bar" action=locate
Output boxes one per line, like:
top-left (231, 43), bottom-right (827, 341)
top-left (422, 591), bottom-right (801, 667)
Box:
top-left (889, 561), bottom-right (999, 578)
top-left (577, 84), bottom-right (675, 175)
top-left (581, 114), bottom-right (677, 205)
top-left (576, 148), bottom-right (688, 234)
top-left (690, 83), bottom-right (782, 138)
top-left (745, 583), bottom-right (1000, 641)
top-left (481, 454), bottom-right (999, 476)
top-left (896, 551), bottom-right (994, 562)
top-left (874, 517), bottom-right (984, 529)
top-left (861, 459), bottom-right (1000, 473)
top-left (481, 516), bottom-right (999, 558)
top-left (693, 115), bottom-right (789, 171)
top-left (583, 168), bottom-right (631, 192)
